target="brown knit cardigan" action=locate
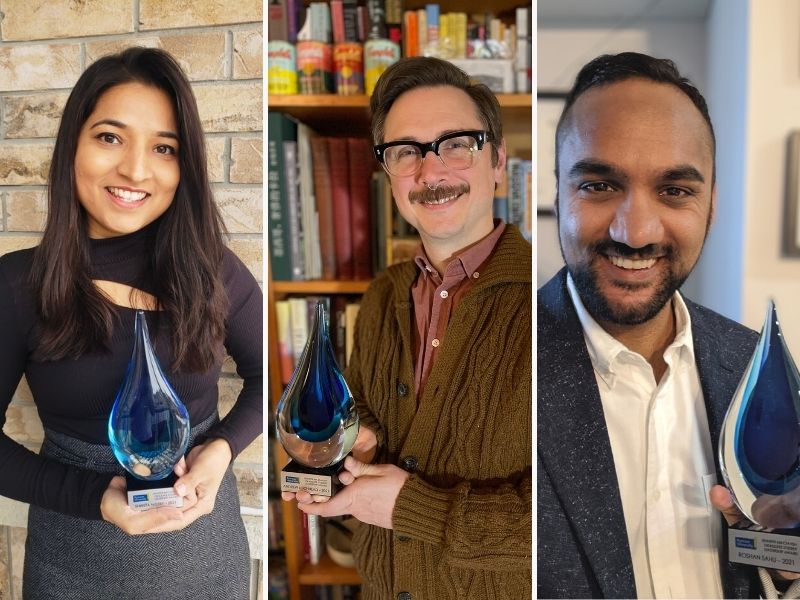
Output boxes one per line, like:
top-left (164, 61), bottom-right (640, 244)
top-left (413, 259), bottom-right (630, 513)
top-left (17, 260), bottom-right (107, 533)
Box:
top-left (345, 225), bottom-right (532, 600)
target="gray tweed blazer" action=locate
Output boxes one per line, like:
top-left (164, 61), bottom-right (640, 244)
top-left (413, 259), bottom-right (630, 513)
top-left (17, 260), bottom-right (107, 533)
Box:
top-left (537, 268), bottom-right (760, 599)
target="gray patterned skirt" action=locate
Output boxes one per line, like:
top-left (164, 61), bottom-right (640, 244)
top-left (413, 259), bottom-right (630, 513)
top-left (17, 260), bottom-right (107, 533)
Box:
top-left (22, 412), bottom-right (250, 600)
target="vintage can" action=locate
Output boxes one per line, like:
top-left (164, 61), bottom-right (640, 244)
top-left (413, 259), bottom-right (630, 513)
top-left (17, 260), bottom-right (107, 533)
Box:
top-left (333, 42), bottom-right (364, 95)
top-left (267, 41), bottom-right (298, 95)
top-left (364, 39), bottom-right (400, 95)
top-left (296, 41), bottom-right (334, 94)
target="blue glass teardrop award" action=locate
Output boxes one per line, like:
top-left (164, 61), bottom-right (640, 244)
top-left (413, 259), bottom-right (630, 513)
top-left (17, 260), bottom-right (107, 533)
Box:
top-left (720, 300), bottom-right (800, 572)
top-left (276, 302), bottom-right (359, 496)
top-left (108, 310), bottom-right (190, 510)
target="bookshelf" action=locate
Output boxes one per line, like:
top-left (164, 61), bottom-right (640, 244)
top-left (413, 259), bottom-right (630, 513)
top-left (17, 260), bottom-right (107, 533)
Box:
top-left (268, 3), bottom-right (532, 598)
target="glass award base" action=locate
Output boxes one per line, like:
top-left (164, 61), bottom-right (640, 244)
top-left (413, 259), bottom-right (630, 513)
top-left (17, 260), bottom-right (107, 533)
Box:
top-left (280, 458), bottom-right (344, 497)
top-left (125, 471), bottom-right (184, 511)
top-left (728, 521), bottom-right (800, 573)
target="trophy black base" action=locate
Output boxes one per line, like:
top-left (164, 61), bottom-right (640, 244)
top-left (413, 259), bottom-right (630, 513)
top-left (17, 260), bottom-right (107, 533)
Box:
top-left (728, 521), bottom-right (800, 573)
top-left (125, 471), bottom-right (184, 511)
top-left (280, 459), bottom-right (345, 497)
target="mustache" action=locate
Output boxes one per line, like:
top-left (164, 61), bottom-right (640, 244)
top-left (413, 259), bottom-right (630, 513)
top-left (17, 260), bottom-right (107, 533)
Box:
top-left (590, 240), bottom-right (674, 260)
top-left (408, 183), bottom-right (470, 204)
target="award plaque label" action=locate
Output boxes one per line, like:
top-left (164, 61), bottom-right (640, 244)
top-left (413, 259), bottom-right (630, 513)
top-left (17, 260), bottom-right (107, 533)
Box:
top-left (280, 459), bottom-right (343, 497)
top-left (125, 471), bottom-right (184, 510)
top-left (728, 524), bottom-right (800, 572)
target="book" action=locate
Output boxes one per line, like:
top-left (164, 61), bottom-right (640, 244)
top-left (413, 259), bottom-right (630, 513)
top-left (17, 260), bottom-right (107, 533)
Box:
top-left (298, 123), bottom-right (322, 280)
top-left (268, 0), bottom-right (289, 41)
top-left (347, 137), bottom-right (374, 279)
top-left (309, 136), bottom-right (337, 279)
top-left (289, 297), bottom-right (310, 362)
top-left (345, 302), bottom-right (360, 366)
top-left (307, 513), bottom-right (325, 565)
top-left (275, 300), bottom-right (294, 384)
top-left (267, 112), bottom-right (297, 281)
top-left (403, 10), bottom-right (419, 57)
top-left (330, 0), bottom-right (345, 43)
top-left (343, 0), bottom-right (360, 41)
top-left (283, 139), bottom-right (305, 280)
top-left (328, 137), bottom-right (354, 279)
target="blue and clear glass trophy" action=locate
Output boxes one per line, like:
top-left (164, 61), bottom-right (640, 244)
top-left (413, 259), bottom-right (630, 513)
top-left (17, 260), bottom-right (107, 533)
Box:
top-left (276, 302), bottom-right (359, 497)
top-left (720, 300), bottom-right (800, 572)
top-left (109, 310), bottom-right (190, 510)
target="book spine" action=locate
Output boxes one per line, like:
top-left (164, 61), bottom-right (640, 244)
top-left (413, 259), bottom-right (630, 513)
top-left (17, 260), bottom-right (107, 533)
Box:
top-left (425, 4), bottom-right (439, 47)
top-left (403, 10), bottom-right (418, 58)
top-left (310, 136), bottom-right (337, 279)
top-left (268, 0), bottom-right (289, 41)
top-left (416, 9), bottom-right (426, 54)
top-left (366, 0), bottom-right (387, 39)
top-left (267, 112), bottom-right (296, 281)
top-left (283, 140), bottom-right (305, 280)
top-left (347, 137), bottom-right (374, 279)
top-left (307, 514), bottom-right (324, 565)
top-left (288, 297), bottom-right (310, 362)
top-left (330, 0), bottom-right (345, 43)
top-left (328, 137), bottom-right (354, 279)
top-left (298, 124), bottom-right (322, 280)
top-left (342, 0), bottom-right (360, 41)
top-left (275, 300), bottom-right (295, 385)
top-left (345, 303), bottom-right (360, 366)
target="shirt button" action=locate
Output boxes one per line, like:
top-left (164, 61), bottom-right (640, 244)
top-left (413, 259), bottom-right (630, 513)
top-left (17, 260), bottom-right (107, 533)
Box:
top-left (431, 338), bottom-right (440, 347)
top-left (397, 382), bottom-right (408, 397)
top-left (398, 593), bottom-right (412, 600)
top-left (472, 271), bottom-right (479, 278)
top-left (401, 456), bottom-right (418, 472)
top-left (439, 290), bottom-right (448, 298)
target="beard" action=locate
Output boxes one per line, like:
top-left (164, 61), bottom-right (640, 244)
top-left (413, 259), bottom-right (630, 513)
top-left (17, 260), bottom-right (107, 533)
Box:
top-left (566, 240), bottom-right (692, 326)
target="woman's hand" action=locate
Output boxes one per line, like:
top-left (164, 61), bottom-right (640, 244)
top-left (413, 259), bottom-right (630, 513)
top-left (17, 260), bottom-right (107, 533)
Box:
top-left (100, 476), bottom-right (186, 535)
top-left (171, 438), bottom-right (232, 524)
top-left (101, 438), bottom-right (233, 535)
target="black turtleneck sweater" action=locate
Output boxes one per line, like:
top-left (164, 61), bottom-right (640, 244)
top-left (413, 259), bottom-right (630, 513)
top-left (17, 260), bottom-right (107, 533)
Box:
top-left (0, 227), bottom-right (262, 520)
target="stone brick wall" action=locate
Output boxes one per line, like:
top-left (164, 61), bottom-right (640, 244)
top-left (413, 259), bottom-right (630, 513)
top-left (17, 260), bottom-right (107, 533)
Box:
top-left (0, 1), bottom-right (263, 598)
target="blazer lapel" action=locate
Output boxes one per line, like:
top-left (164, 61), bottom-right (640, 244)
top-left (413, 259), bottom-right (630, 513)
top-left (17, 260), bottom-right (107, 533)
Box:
top-left (538, 270), bottom-right (637, 598)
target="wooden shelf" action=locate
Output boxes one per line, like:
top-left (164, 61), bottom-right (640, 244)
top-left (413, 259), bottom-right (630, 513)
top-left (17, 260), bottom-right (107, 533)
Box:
top-left (268, 93), bottom-right (532, 139)
top-left (269, 93), bottom-right (530, 108)
top-left (298, 553), bottom-right (362, 586)
top-left (272, 280), bottom-right (372, 295)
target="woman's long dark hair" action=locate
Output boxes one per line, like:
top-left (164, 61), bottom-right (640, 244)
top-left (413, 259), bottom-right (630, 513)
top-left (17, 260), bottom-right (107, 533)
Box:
top-left (31, 47), bottom-right (227, 372)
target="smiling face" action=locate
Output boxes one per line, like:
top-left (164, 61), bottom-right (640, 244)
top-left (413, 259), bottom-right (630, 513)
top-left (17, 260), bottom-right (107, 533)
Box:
top-left (383, 85), bottom-right (506, 259)
top-left (74, 82), bottom-right (180, 239)
top-left (556, 78), bottom-right (716, 326)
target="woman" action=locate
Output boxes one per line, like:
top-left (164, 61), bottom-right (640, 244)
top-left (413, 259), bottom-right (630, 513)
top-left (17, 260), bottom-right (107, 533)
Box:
top-left (0, 48), bottom-right (262, 598)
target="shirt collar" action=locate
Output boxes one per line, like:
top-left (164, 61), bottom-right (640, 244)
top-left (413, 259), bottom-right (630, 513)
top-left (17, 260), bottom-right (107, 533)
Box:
top-left (414, 219), bottom-right (506, 281)
top-left (566, 272), bottom-right (695, 386)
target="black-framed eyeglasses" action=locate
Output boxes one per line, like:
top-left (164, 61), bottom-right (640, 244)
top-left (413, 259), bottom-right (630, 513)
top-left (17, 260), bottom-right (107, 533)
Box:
top-left (373, 130), bottom-right (488, 177)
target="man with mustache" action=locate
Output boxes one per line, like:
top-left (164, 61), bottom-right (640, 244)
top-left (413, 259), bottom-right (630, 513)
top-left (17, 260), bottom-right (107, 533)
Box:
top-left (283, 57), bottom-right (532, 599)
top-left (538, 52), bottom-right (796, 598)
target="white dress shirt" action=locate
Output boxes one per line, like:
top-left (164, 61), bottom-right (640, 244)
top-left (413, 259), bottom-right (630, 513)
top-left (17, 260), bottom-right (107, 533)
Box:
top-left (567, 274), bottom-right (724, 599)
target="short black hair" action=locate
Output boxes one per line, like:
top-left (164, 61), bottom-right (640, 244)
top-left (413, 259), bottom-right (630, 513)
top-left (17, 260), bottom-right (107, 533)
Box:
top-left (555, 51), bottom-right (716, 183)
